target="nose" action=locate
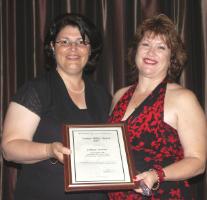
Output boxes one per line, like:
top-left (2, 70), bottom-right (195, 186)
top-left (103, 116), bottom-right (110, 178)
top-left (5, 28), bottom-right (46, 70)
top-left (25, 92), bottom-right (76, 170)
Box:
top-left (146, 47), bottom-right (156, 56)
top-left (68, 42), bottom-right (78, 51)
top-left (70, 41), bottom-right (78, 46)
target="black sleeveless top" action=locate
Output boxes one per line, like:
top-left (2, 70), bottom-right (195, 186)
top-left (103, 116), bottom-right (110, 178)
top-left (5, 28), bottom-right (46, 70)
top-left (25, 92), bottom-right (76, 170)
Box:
top-left (12, 69), bottom-right (111, 200)
top-left (108, 79), bottom-right (195, 199)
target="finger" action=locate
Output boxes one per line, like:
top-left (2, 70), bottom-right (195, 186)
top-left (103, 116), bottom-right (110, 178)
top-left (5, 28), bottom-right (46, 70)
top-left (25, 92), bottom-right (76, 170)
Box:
top-left (55, 152), bottom-right (64, 163)
top-left (62, 147), bottom-right (70, 155)
top-left (58, 155), bottom-right (64, 163)
top-left (135, 174), bottom-right (145, 181)
top-left (134, 188), bottom-right (143, 193)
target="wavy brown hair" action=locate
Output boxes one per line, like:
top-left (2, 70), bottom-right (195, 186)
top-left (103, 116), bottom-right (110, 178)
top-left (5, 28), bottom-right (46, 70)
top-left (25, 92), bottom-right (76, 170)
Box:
top-left (44, 13), bottom-right (102, 72)
top-left (128, 14), bottom-right (187, 83)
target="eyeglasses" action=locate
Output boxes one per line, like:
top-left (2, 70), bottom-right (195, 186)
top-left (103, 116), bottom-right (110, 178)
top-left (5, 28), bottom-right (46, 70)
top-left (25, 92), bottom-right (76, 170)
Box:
top-left (55, 39), bottom-right (90, 48)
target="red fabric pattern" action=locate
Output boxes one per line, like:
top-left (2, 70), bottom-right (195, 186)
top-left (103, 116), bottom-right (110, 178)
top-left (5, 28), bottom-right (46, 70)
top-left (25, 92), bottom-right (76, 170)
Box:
top-left (108, 79), bottom-right (195, 200)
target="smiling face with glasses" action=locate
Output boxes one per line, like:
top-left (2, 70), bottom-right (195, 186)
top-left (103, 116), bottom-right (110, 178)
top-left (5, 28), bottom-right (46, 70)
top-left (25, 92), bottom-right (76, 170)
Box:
top-left (55, 38), bottom-right (90, 48)
top-left (52, 25), bottom-right (91, 77)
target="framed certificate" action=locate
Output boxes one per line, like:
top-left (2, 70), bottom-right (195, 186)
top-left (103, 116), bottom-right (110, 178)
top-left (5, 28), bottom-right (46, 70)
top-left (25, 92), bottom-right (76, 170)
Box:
top-left (62, 123), bottom-right (136, 192)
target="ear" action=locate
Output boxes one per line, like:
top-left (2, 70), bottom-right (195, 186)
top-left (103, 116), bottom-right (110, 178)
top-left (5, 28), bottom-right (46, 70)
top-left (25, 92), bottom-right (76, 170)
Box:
top-left (50, 41), bottom-right (55, 57)
top-left (50, 41), bottom-right (54, 51)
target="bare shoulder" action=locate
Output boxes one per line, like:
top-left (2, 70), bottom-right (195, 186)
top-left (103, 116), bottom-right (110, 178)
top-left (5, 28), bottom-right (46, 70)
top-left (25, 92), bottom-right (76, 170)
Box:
top-left (110, 86), bottom-right (131, 112)
top-left (165, 83), bottom-right (206, 131)
top-left (166, 83), bottom-right (205, 119)
top-left (113, 86), bottom-right (131, 100)
top-left (167, 83), bottom-right (199, 105)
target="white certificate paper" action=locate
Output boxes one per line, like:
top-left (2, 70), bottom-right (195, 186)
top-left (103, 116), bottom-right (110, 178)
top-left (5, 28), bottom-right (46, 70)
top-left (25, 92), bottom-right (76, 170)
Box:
top-left (70, 127), bottom-right (130, 183)
top-left (63, 123), bottom-right (136, 192)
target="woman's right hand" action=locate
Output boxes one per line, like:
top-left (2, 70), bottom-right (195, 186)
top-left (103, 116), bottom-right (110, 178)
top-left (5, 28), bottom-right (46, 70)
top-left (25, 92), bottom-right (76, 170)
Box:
top-left (134, 170), bottom-right (158, 195)
top-left (46, 142), bottom-right (70, 163)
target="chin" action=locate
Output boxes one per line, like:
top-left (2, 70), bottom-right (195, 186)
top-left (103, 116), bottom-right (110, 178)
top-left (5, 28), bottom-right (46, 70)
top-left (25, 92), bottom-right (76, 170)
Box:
top-left (67, 68), bottom-right (83, 75)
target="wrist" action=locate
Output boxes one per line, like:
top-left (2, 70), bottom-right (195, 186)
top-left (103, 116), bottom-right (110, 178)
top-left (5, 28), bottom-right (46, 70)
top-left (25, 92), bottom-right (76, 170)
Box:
top-left (45, 143), bottom-right (53, 158)
top-left (46, 143), bottom-right (58, 165)
top-left (153, 166), bottom-right (165, 183)
top-left (149, 166), bottom-right (165, 190)
top-left (149, 169), bottom-right (159, 183)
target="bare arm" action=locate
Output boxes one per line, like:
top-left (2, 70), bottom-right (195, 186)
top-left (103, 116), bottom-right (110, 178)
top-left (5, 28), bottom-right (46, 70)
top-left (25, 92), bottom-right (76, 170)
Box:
top-left (135, 89), bottom-right (206, 192)
top-left (163, 89), bottom-right (206, 180)
top-left (1, 102), bottom-right (70, 164)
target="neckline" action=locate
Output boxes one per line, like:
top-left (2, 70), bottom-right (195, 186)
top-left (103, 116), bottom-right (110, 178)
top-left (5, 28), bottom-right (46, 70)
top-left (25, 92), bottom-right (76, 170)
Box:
top-left (55, 70), bottom-right (88, 110)
top-left (67, 83), bottom-right (85, 94)
top-left (121, 78), bottom-right (167, 121)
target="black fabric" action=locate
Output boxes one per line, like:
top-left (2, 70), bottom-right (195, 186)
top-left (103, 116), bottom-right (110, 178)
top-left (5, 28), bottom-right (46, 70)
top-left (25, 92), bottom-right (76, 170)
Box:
top-left (12, 82), bottom-right (42, 116)
top-left (12, 69), bottom-right (111, 200)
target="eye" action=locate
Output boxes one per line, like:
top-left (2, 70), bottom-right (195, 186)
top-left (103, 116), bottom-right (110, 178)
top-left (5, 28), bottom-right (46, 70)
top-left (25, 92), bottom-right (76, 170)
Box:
top-left (141, 42), bottom-right (149, 47)
top-left (157, 45), bottom-right (166, 50)
top-left (78, 40), bottom-right (90, 45)
top-left (78, 40), bottom-right (85, 45)
top-left (55, 39), bottom-right (69, 46)
top-left (61, 39), bottom-right (69, 45)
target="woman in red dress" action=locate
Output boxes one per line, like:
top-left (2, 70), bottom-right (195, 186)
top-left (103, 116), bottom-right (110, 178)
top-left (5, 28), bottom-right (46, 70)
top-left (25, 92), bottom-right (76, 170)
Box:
top-left (108, 14), bottom-right (206, 200)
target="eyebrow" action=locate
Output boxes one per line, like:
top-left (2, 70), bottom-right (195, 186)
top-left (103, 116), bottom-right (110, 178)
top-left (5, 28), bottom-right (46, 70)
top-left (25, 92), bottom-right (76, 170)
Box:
top-left (142, 38), bottom-right (167, 44)
top-left (56, 37), bottom-right (83, 40)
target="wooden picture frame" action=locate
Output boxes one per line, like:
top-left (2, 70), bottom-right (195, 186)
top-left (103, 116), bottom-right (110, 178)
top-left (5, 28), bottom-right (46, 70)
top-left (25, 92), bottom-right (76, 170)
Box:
top-left (62, 123), bottom-right (136, 192)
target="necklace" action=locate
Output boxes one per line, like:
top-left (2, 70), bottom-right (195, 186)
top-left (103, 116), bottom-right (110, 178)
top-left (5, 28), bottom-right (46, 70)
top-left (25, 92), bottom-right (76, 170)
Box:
top-left (67, 83), bottom-right (85, 94)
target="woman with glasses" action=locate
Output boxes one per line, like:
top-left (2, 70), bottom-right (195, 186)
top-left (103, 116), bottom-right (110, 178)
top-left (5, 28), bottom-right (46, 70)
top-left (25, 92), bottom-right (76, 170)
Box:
top-left (1, 13), bottom-right (111, 200)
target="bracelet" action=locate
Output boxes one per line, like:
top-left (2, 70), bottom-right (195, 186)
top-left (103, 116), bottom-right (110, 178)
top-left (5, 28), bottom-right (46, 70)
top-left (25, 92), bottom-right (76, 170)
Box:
top-left (153, 166), bottom-right (165, 183)
top-left (149, 167), bottom-right (165, 191)
top-left (151, 180), bottom-right (160, 191)
top-left (49, 158), bottom-right (58, 165)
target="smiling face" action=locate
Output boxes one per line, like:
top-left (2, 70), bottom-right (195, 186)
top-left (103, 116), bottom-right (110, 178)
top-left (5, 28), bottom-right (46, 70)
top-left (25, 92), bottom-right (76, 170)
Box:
top-left (135, 32), bottom-right (171, 79)
top-left (53, 25), bottom-right (90, 77)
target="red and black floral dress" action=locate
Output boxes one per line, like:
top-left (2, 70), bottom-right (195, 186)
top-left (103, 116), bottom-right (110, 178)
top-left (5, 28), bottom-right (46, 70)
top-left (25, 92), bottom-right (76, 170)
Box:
top-left (108, 79), bottom-right (195, 200)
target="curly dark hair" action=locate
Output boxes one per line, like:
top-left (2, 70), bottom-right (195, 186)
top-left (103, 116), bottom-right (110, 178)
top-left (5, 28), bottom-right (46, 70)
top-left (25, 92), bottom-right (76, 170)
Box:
top-left (44, 13), bottom-right (102, 72)
top-left (128, 14), bottom-right (187, 83)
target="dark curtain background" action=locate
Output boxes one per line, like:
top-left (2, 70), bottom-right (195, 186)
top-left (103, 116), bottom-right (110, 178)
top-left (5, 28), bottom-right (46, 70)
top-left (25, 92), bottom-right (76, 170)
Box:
top-left (0, 0), bottom-right (206, 199)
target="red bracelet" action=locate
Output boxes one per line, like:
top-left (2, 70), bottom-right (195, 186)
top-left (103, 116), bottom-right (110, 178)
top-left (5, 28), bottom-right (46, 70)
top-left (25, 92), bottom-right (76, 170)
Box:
top-left (154, 166), bottom-right (165, 183)
top-left (149, 166), bottom-right (165, 190)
